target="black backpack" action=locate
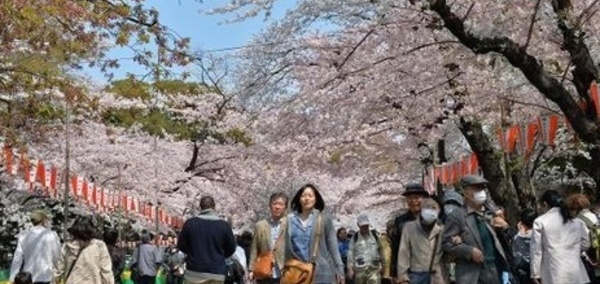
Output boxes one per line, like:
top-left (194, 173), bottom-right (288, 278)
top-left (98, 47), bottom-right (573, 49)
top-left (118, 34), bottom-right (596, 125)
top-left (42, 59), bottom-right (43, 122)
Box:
top-left (353, 230), bottom-right (380, 246)
top-left (225, 257), bottom-right (245, 284)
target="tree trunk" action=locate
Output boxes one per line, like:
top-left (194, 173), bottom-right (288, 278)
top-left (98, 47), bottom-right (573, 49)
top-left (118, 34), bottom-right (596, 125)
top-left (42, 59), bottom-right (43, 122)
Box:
top-left (507, 157), bottom-right (538, 210)
top-left (458, 117), bottom-right (519, 224)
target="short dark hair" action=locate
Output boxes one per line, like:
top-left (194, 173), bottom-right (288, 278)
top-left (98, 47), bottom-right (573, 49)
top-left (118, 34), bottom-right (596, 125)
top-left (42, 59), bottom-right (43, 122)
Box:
top-left (103, 230), bottom-right (119, 246)
top-left (290, 184), bottom-right (325, 213)
top-left (519, 208), bottom-right (538, 229)
top-left (337, 227), bottom-right (347, 236)
top-left (200, 195), bottom-right (216, 210)
top-left (14, 271), bottom-right (32, 284)
top-left (141, 232), bottom-right (152, 244)
top-left (269, 192), bottom-right (289, 205)
top-left (67, 216), bottom-right (96, 242)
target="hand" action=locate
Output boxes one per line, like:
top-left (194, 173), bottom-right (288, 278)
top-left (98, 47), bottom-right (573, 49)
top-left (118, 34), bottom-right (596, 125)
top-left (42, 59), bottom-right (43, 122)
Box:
top-left (451, 235), bottom-right (463, 244)
top-left (247, 271), bottom-right (254, 281)
top-left (517, 221), bottom-right (525, 233)
top-left (347, 268), bottom-right (354, 279)
top-left (532, 278), bottom-right (542, 284)
top-left (471, 247), bottom-right (484, 263)
top-left (337, 275), bottom-right (345, 284)
top-left (492, 216), bottom-right (509, 230)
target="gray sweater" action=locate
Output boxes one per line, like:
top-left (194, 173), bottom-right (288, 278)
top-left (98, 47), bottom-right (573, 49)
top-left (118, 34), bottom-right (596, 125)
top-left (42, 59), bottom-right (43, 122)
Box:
top-left (284, 211), bottom-right (344, 283)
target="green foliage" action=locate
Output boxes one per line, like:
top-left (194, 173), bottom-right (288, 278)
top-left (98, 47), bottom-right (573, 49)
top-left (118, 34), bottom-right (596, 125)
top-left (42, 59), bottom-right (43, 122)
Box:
top-left (154, 80), bottom-right (210, 96)
top-left (225, 128), bottom-right (253, 146)
top-left (106, 78), bottom-right (152, 101)
top-left (107, 78), bottom-right (211, 101)
top-left (328, 150), bottom-right (343, 164)
top-left (102, 107), bottom-right (198, 140)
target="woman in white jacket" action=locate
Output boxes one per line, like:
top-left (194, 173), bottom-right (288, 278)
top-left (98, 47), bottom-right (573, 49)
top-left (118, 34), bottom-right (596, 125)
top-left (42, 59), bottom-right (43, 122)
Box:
top-left (530, 190), bottom-right (589, 284)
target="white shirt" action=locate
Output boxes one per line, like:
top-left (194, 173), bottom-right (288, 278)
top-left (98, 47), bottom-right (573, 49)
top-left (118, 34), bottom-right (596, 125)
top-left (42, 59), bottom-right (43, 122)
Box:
top-left (233, 246), bottom-right (247, 274)
top-left (9, 225), bottom-right (61, 282)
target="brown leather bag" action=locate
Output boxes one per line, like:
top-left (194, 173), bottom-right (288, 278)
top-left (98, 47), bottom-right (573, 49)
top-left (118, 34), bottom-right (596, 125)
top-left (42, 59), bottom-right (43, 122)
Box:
top-left (281, 213), bottom-right (323, 284)
top-left (254, 250), bottom-right (275, 279)
top-left (253, 223), bottom-right (285, 280)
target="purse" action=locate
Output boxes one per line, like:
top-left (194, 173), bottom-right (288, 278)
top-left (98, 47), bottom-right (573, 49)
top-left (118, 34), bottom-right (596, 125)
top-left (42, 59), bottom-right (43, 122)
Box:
top-left (281, 213), bottom-right (323, 284)
top-left (254, 225), bottom-right (285, 280)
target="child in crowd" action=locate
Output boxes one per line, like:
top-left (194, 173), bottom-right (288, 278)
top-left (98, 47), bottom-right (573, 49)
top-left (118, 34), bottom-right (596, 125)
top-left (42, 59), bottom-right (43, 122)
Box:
top-left (14, 272), bottom-right (33, 284)
top-left (512, 208), bottom-right (537, 284)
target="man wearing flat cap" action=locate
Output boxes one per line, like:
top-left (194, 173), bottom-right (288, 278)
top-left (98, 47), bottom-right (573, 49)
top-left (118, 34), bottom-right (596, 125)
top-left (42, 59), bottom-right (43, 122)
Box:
top-left (389, 183), bottom-right (430, 281)
top-left (10, 210), bottom-right (61, 284)
top-left (441, 175), bottom-right (510, 284)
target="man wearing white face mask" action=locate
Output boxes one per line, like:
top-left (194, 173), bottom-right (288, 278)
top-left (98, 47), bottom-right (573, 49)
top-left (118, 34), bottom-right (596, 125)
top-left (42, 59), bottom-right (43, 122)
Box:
top-left (441, 175), bottom-right (510, 284)
top-left (396, 196), bottom-right (448, 284)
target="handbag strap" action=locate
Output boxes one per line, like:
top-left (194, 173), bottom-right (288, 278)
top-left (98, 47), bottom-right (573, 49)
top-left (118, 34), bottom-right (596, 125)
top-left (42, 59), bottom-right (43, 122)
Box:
top-left (65, 241), bottom-right (90, 282)
top-left (309, 213), bottom-right (323, 263)
top-left (428, 232), bottom-right (440, 273)
top-left (272, 222), bottom-right (285, 252)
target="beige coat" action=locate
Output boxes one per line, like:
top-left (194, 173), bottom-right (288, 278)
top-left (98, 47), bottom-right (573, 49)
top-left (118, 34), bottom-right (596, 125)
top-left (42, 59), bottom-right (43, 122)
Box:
top-left (397, 220), bottom-right (447, 284)
top-left (248, 217), bottom-right (287, 273)
top-left (53, 239), bottom-right (114, 284)
top-left (380, 234), bottom-right (392, 279)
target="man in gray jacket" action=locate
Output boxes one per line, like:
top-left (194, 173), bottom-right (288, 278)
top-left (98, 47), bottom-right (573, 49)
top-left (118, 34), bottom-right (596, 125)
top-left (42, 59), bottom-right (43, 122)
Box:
top-left (442, 175), bottom-right (510, 284)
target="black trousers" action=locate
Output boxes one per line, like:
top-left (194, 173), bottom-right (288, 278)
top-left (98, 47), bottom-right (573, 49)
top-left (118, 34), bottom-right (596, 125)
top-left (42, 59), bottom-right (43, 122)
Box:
top-left (138, 275), bottom-right (157, 284)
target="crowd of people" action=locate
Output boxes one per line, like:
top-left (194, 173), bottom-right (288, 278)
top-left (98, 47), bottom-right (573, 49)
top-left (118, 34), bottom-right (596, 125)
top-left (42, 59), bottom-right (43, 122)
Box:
top-left (6, 175), bottom-right (600, 284)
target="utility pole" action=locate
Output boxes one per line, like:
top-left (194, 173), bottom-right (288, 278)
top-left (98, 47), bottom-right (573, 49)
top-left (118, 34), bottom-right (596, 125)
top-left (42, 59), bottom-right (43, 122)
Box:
top-left (63, 95), bottom-right (71, 240)
top-left (153, 43), bottom-right (162, 233)
top-left (436, 139), bottom-right (446, 197)
top-left (117, 163), bottom-right (123, 241)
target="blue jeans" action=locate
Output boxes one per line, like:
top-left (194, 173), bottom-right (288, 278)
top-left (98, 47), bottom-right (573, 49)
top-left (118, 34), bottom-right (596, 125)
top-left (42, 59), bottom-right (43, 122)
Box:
top-left (408, 271), bottom-right (431, 284)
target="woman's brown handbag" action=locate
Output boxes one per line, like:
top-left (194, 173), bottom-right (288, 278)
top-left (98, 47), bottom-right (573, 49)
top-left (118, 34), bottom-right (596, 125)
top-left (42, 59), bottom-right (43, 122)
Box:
top-left (281, 214), bottom-right (323, 284)
top-left (281, 259), bottom-right (315, 284)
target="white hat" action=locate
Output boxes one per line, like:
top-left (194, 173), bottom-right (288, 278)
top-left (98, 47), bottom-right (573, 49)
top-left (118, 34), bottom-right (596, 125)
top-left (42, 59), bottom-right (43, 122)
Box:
top-left (357, 214), bottom-right (370, 226)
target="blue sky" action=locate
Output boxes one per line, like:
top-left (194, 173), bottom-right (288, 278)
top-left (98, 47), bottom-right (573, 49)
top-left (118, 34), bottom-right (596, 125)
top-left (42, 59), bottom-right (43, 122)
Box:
top-left (84, 0), bottom-right (295, 84)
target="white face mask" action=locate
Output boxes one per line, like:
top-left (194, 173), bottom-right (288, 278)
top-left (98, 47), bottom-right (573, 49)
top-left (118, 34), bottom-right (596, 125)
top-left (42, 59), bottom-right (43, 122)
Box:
top-left (472, 190), bottom-right (487, 205)
top-left (421, 208), bottom-right (439, 224)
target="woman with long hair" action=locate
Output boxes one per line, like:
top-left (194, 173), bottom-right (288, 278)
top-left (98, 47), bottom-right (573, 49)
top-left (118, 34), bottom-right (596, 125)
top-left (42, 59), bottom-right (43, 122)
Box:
top-left (283, 184), bottom-right (344, 284)
top-left (530, 190), bottom-right (589, 284)
top-left (54, 216), bottom-right (114, 284)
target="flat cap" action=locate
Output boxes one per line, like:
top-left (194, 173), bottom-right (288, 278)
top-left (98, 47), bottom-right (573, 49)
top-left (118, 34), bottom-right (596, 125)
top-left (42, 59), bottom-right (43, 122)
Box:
top-left (460, 175), bottom-right (488, 188)
top-left (443, 190), bottom-right (464, 206)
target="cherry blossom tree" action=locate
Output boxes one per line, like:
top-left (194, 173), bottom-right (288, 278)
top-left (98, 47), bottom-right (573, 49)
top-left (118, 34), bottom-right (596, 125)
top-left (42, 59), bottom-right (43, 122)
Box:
top-left (211, 0), bottom-right (600, 221)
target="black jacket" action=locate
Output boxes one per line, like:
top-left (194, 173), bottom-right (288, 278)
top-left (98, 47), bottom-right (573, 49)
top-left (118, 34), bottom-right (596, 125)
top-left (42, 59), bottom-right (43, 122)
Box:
top-left (178, 210), bottom-right (236, 275)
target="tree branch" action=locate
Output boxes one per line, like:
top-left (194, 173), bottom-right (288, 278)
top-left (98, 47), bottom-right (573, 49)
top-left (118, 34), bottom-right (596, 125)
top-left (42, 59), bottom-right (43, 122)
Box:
top-left (499, 97), bottom-right (561, 114)
top-left (428, 0), bottom-right (598, 141)
top-left (523, 0), bottom-right (543, 51)
top-left (404, 40), bottom-right (460, 55)
top-left (529, 145), bottom-right (548, 177)
top-left (336, 29), bottom-right (374, 70)
top-left (551, 0), bottom-right (599, 99)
